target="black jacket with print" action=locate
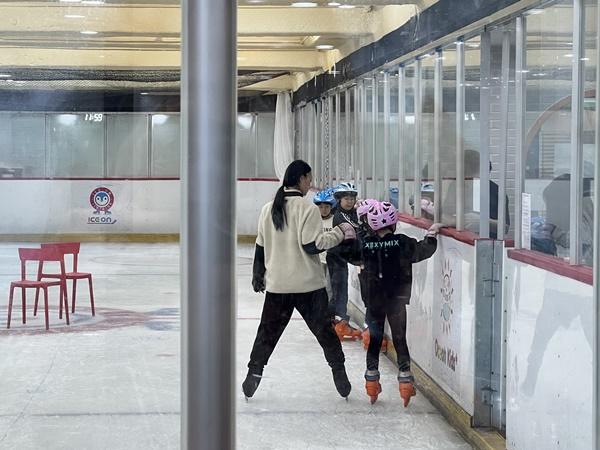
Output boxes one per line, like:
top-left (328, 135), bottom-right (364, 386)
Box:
top-left (327, 207), bottom-right (360, 268)
top-left (352, 232), bottom-right (437, 305)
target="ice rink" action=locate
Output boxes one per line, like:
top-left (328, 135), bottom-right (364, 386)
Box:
top-left (0, 243), bottom-right (471, 449)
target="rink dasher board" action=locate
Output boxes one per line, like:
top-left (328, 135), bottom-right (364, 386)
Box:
top-left (0, 179), bottom-right (276, 236)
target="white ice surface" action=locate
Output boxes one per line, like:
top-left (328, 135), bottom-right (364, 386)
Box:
top-left (0, 243), bottom-right (471, 449)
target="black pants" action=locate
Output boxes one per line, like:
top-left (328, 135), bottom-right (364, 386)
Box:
top-left (326, 254), bottom-right (349, 321)
top-left (247, 288), bottom-right (345, 372)
top-left (365, 298), bottom-right (410, 372)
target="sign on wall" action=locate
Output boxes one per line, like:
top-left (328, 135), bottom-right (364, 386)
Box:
top-left (432, 247), bottom-right (463, 393)
top-left (88, 186), bottom-right (118, 225)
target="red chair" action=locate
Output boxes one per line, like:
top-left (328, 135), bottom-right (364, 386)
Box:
top-left (37, 242), bottom-right (95, 316)
top-left (7, 247), bottom-right (69, 331)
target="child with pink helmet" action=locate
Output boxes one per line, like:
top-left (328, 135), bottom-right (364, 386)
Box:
top-left (349, 200), bottom-right (443, 406)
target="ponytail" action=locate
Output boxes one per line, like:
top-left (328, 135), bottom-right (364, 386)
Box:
top-left (272, 186), bottom-right (287, 231)
top-left (271, 160), bottom-right (312, 231)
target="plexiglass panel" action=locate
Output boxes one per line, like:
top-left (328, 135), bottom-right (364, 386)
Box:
top-left (257, 112), bottom-right (276, 178)
top-left (47, 113), bottom-right (104, 177)
top-left (151, 114), bottom-right (180, 177)
top-left (525, 1), bottom-right (574, 260)
top-left (0, 113), bottom-right (45, 177)
top-left (107, 114), bottom-right (149, 178)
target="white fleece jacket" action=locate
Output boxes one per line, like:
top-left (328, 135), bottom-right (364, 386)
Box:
top-left (256, 193), bottom-right (344, 293)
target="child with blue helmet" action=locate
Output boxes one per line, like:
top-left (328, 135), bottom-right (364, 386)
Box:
top-left (328, 182), bottom-right (362, 340)
top-left (313, 188), bottom-right (337, 304)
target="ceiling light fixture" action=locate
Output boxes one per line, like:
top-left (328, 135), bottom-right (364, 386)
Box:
top-left (0, 74), bottom-right (11, 78)
top-left (338, 4), bottom-right (356, 8)
top-left (291, 2), bottom-right (318, 7)
top-left (59, 0), bottom-right (82, 3)
top-left (316, 44), bottom-right (334, 50)
top-left (82, 0), bottom-right (105, 4)
top-left (64, 14), bottom-right (85, 19)
top-left (525, 8), bottom-right (544, 15)
top-left (80, 30), bottom-right (99, 35)
top-left (328, 2), bottom-right (341, 5)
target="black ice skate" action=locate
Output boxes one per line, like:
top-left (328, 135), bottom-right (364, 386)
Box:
top-left (242, 368), bottom-right (263, 400)
top-left (332, 365), bottom-right (351, 399)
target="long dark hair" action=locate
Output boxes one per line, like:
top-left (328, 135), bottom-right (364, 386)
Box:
top-left (272, 160), bottom-right (312, 231)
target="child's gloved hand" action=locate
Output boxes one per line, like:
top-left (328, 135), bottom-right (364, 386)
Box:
top-left (426, 222), bottom-right (445, 237)
top-left (420, 198), bottom-right (435, 216)
top-left (338, 222), bottom-right (356, 240)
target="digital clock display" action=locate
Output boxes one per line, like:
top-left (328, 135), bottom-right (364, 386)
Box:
top-left (85, 113), bottom-right (104, 122)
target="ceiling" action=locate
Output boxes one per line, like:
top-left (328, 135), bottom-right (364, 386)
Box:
top-left (0, 0), bottom-right (437, 96)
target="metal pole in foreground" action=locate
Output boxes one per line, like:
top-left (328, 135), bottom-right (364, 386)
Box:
top-left (592, 3), bottom-right (600, 447)
top-left (181, 0), bottom-right (236, 448)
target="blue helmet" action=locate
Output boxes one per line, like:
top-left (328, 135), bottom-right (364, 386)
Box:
top-left (313, 188), bottom-right (337, 208)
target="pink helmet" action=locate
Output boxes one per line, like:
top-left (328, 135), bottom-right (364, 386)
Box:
top-left (356, 198), bottom-right (378, 220)
top-left (367, 201), bottom-right (398, 231)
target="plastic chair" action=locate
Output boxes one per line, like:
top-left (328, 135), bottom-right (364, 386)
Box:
top-left (7, 247), bottom-right (69, 331)
top-left (37, 242), bottom-right (95, 316)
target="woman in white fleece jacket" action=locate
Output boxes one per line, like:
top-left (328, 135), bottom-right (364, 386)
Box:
top-left (242, 160), bottom-right (356, 400)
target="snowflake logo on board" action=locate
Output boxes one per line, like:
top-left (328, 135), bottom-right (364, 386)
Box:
top-left (440, 259), bottom-right (454, 334)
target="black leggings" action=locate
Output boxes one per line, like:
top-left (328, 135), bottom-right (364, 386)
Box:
top-left (326, 254), bottom-right (349, 321)
top-left (365, 299), bottom-right (410, 372)
top-left (247, 288), bottom-right (346, 372)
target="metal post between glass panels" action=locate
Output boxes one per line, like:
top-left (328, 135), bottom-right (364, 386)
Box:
top-left (515, 17), bottom-right (526, 248)
top-left (361, 80), bottom-right (367, 196)
top-left (383, 72), bottom-right (391, 202)
top-left (323, 97), bottom-right (328, 187)
top-left (345, 89), bottom-right (351, 182)
top-left (328, 95), bottom-right (333, 187)
top-left (414, 59), bottom-right (422, 218)
top-left (593, 2), bottom-right (600, 445)
top-left (296, 108), bottom-right (305, 159)
top-left (372, 76), bottom-right (378, 199)
top-left (398, 66), bottom-right (406, 213)
top-left (181, 0), bottom-right (236, 447)
top-left (570, 0), bottom-right (584, 264)
top-left (314, 101), bottom-right (320, 186)
top-left (433, 49), bottom-right (442, 222)
top-left (456, 41), bottom-right (465, 231)
top-left (480, 31), bottom-right (492, 238)
top-left (335, 91), bottom-right (341, 184)
top-left (497, 30), bottom-right (510, 241)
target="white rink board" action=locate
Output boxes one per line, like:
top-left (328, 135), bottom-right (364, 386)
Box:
top-left (505, 258), bottom-right (593, 450)
top-left (0, 179), bottom-right (277, 236)
top-left (348, 222), bottom-right (476, 415)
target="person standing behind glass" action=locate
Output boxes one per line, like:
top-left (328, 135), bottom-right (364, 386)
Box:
top-left (441, 149), bottom-right (510, 238)
top-left (243, 160), bottom-right (357, 400)
top-left (542, 173), bottom-right (594, 264)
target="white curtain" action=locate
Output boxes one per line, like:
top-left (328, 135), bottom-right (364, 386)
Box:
top-left (273, 92), bottom-right (294, 180)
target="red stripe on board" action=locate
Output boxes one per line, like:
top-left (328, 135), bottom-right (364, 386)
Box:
top-left (397, 213), bottom-right (515, 247)
top-left (507, 249), bottom-right (593, 286)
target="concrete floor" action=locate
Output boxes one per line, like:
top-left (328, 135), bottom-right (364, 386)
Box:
top-left (0, 243), bottom-right (471, 449)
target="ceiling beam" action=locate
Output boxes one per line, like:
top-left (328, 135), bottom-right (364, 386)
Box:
top-left (237, 50), bottom-right (326, 71)
top-left (0, 47), bottom-right (180, 68)
top-left (241, 74), bottom-right (296, 92)
top-left (0, 4), bottom-right (180, 34)
top-left (238, 8), bottom-right (373, 37)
